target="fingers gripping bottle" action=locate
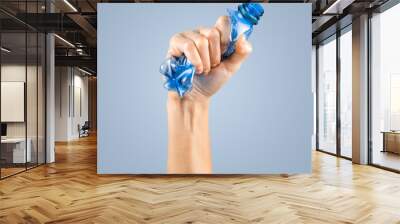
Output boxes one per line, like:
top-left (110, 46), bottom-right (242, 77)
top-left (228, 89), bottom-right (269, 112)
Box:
top-left (159, 3), bottom-right (264, 98)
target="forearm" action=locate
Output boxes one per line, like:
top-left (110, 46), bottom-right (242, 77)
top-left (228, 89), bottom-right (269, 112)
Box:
top-left (167, 93), bottom-right (212, 173)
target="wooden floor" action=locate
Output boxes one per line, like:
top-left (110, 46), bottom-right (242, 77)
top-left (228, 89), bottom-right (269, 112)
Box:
top-left (372, 150), bottom-right (400, 171)
top-left (1, 135), bottom-right (400, 224)
top-left (0, 167), bottom-right (26, 178)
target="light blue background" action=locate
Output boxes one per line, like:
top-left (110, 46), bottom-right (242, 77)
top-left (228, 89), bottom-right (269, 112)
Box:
top-left (98, 3), bottom-right (312, 174)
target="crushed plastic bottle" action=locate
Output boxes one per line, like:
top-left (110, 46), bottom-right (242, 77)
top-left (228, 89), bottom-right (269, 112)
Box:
top-left (160, 3), bottom-right (264, 98)
top-left (159, 56), bottom-right (195, 98)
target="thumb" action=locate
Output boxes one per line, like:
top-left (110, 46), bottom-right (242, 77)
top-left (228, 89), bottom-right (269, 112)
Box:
top-left (221, 36), bottom-right (253, 76)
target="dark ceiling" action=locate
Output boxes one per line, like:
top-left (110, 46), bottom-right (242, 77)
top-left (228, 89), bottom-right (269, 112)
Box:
top-left (0, 0), bottom-right (394, 74)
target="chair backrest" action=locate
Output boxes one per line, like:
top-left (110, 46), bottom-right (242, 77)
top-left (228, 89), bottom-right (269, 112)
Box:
top-left (82, 121), bottom-right (90, 129)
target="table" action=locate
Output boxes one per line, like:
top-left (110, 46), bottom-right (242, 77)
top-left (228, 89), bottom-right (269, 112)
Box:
top-left (381, 131), bottom-right (400, 154)
top-left (1, 138), bottom-right (32, 164)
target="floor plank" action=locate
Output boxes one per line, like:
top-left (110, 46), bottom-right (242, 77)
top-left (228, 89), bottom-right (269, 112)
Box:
top-left (1, 134), bottom-right (400, 224)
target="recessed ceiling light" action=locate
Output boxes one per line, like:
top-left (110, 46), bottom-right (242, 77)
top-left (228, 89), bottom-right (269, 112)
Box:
top-left (78, 67), bottom-right (93, 76)
top-left (63, 0), bottom-right (78, 12)
top-left (54, 34), bottom-right (75, 48)
top-left (1, 47), bottom-right (11, 53)
top-left (322, 0), bottom-right (354, 15)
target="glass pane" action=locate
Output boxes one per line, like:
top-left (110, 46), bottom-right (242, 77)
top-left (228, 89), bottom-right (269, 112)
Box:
top-left (1, 32), bottom-right (27, 177)
top-left (26, 1), bottom-right (38, 169)
top-left (371, 4), bottom-right (400, 171)
top-left (318, 36), bottom-right (337, 154)
top-left (390, 75), bottom-right (400, 130)
top-left (38, 33), bottom-right (45, 165)
top-left (27, 31), bottom-right (38, 169)
top-left (340, 29), bottom-right (352, 158)
top-left (312, 46), bottom-right (317, 150)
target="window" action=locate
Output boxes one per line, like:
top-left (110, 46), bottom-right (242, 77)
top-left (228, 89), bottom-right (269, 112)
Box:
top-left (0, 1), bottom-right (47, 179)
top-left (371, 3), bottom-right (400, 171)
top-left (339, 27), bottom-right (352, 158)
top-left (317, 35), bottom-right (337, 154)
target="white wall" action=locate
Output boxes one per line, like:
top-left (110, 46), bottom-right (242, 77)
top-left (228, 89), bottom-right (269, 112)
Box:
top-left (55, 67), bottom-right (70, 141)
top-left (71, 73), bottom-right (89, 138)
top-left (55, 67), bottom-right (89, 141)
top-left (1, 65), bottom-right (29, 140)
top-left (1, 64), bottom-right (46, 164)
top-left (1, 65), bottom-right (40, 138)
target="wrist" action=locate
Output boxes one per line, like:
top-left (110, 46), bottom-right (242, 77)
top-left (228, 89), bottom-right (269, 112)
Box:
top-left (167, 92), bottom-right (209, 132)
top-left (167, 92), bottom-right (209, 111)
top-left (167, 91), bottom-right (210, 104)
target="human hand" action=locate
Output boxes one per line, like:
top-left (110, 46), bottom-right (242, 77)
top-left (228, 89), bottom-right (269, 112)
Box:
top-left (166, 16), bottom-right (253, 102)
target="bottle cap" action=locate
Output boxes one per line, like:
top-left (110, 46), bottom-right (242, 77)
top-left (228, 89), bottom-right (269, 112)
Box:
top-left (238, 3), bottom-right (264, 25)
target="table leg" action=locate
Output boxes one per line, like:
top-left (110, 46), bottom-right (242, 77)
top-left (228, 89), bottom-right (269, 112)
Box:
top-left (382, 133), bottom-right (386, 153)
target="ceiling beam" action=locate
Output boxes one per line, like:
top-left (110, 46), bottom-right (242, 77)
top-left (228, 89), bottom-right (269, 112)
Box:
top-left (323, 0), bottom-right (356, 14)
top-left (67, 14), bottom-right (97, 39)
top-left (55, 55), bottom-right (96, 70)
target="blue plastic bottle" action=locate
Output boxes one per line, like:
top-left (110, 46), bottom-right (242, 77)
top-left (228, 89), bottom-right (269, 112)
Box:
top-left (160, 3), bottom-right (264, 98)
